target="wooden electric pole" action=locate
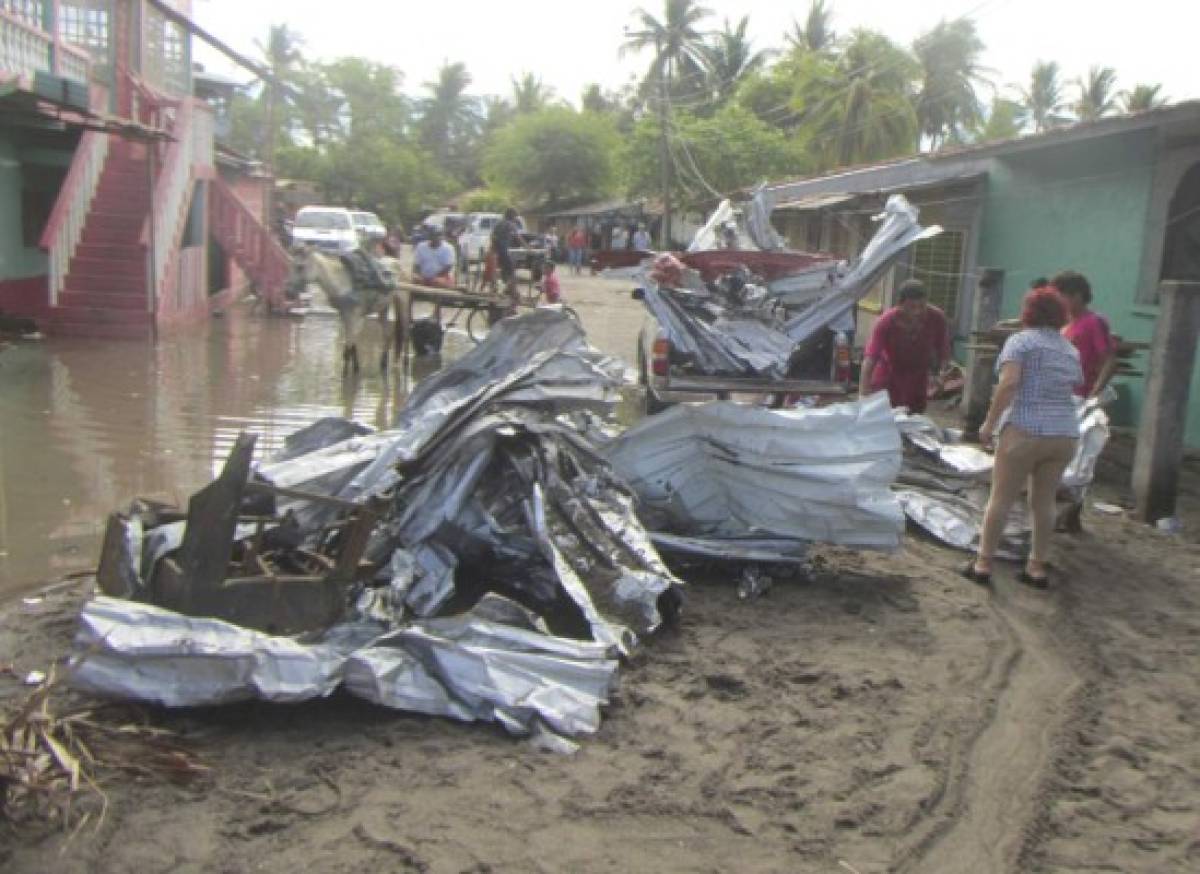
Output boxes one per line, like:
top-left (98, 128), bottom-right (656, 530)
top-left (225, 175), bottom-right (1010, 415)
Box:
top-left (657, 47), bottom-right (672, 251)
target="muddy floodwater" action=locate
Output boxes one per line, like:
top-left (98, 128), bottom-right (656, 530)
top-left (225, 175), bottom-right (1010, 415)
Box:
top-left (0, 306), bottom-right (474, 599)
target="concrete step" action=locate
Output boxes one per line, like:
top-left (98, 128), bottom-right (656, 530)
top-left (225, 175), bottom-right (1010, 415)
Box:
top-left (50, 304), bottom-right (152, 324)
top-left (46, 318), bottom-right (153, 340)
top-left (80, 225), bottom-right (143, 246)
top-left (75, 243), bottom-right (144, 261)
top-left (63, 272), bottom-right (146, 294)
top-left (57, 291), bottom-right (147, 310)
top-left (68, 255), bottom-right (145, 279)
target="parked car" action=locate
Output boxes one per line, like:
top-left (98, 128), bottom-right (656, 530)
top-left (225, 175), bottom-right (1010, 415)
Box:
top-left (290, 206), bottom-right (359, 253)
top-left (458, 212), bottom-right (502, 262)
top-left (411, 210), bottom-right (465, 245)
top-left (351, 210), bottom-right (386, 242)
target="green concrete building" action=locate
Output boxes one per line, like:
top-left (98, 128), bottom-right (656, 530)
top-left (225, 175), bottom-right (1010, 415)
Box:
top-left (764, 102), bottom-right (1200, 447)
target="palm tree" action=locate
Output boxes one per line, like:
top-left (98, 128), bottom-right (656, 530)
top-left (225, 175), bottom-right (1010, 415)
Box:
top-left (787, 0), bottom-right (836, 54)
top-left (796, 29), bottom-right (919, 169)
top-left (511, 73), bottom-right (556, 114)
top-left (254, 24), bottom-right (305, 163)
top-left (621, 0), bottom-right (713, 99)
top-left (702, 16), bottom-right (769, 105)
top-left (1018, 61), bottom-right (1069, 132)
top-left (913, 19), bottom-right (989, 150)
top-left (419, 62), bottom-right (479, 153)
top-left (1073, 66), bottom-right (1119, 122)
top-left (1120, 82), bottom-right (1167, 114)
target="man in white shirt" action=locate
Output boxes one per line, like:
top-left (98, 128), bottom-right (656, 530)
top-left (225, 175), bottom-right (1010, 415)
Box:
top-left (632, 224), bottom-right (652, 250)
top-left (412, 226), bottom-right (456, 288)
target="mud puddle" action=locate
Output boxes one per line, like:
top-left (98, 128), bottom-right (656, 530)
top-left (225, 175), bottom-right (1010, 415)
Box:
top-left (0, 305), bottom-right (471, 598)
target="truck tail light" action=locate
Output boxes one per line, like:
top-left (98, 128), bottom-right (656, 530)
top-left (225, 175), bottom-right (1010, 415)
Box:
top-left (833, 331), bottom-right (852, 385)
top-left (651, 337), bottom-right (671, 377)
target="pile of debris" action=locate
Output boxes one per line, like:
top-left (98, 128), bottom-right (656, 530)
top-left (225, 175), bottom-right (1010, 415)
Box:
top-left (633, 195), bottom-right (942, 379)
top-left (602, 393), bottom-right (905, 563)
top-left (894, 401), bottom-right (1111, 557)
top-left (75, 310), bottom-right (683, 744)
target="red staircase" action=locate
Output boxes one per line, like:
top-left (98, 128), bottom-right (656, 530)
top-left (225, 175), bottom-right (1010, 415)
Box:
top-left (210, 175), bottom-right (292, 311)
top-left (48, 140), bottom-right (154, 339)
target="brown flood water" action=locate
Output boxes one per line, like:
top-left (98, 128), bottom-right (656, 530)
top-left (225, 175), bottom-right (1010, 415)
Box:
top-left (0, 305), bottom-right (472, 600)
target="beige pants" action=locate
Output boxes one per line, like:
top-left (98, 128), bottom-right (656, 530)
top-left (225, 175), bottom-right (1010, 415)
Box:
top-left (978, 427), bottom-right (1077, 564)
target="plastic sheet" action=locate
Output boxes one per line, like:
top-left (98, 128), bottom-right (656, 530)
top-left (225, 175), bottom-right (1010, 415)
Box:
top-left (603, 394), bottom-right (905, 560)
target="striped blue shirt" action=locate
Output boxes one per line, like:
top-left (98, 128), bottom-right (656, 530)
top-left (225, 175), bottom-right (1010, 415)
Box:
top-left (996, 328), bottom-right (1083, 438)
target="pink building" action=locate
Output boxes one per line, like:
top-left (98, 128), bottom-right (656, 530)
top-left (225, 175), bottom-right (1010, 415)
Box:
top-left (0, 0), bottom-right (288, 337)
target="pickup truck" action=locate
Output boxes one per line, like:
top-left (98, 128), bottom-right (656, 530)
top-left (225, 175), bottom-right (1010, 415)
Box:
top-left (634, 293), bottom-right (852, 414)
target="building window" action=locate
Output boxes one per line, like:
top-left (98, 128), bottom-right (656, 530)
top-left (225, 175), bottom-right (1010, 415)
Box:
top-left (910, 229), bottom-right (967, 322)
top-left (2, 1), bottom-right (44, 29)
top-left (143, 6), bottom-right (189, 96)
top-left (59, 1), bottom-right (110, 56)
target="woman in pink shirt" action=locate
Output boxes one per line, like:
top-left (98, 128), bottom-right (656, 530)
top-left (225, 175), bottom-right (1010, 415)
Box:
top-left (1051, 271), bottom-right (1118, 398)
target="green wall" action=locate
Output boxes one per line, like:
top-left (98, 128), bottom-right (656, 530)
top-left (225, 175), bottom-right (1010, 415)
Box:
top-left (976, 129), bottom-right (1200, 448)
top-left (0, 138), bottom-right (48, 281)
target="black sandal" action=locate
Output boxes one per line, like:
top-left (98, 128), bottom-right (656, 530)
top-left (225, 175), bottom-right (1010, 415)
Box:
top-left (961, 563), bottom-right (992, 586)
top-left (1017, 571), bottom-right (1049, 590)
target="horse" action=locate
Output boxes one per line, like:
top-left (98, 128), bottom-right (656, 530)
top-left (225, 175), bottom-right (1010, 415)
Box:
top-left (290, 247), bottom-right (410, 376)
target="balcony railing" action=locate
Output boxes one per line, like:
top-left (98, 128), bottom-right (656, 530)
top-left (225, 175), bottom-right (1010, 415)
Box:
top-left (0, 7), bottom-right (91, 87)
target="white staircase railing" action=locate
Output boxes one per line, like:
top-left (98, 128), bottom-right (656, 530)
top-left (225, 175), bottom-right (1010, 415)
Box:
top-left (140, 97), bottom-right (202, 312)
top-left (38, 130), bottom-right (110, 307)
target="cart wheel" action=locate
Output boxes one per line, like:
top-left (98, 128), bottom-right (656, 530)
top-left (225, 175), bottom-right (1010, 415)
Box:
top-left (466, 307), bottom-right (491, 343)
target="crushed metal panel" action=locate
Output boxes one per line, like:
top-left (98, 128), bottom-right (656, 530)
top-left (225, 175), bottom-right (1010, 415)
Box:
top-left (604, 394), bottom-right (905, 555)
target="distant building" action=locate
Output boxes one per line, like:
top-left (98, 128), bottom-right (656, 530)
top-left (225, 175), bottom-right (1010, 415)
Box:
top-left (0, 0), bottom-right (288, 337)
top-left (763, 103), bottom-right (1200, 447)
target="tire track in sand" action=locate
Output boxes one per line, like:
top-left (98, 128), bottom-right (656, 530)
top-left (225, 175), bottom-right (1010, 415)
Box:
top-left (899, 587), bottom-right (1081, 873)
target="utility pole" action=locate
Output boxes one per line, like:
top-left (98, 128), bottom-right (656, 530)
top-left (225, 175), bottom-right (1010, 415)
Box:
top-left (656, 44), bottom-right (672, 251)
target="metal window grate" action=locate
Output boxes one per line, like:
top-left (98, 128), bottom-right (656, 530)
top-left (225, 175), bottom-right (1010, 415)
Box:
top-left (911, 229), bottom-right (966, 321)
top-left (2, 1), bottom-right (44, 28)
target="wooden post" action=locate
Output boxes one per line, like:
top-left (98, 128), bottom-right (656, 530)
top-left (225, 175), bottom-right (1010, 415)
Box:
top-left (1132, 280), bottom-right (1200, 523)
top-left (961, 268), bottom-right (1005, 435)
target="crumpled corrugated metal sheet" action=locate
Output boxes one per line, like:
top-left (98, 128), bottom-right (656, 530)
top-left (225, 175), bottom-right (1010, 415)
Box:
top-left (640, 195), bottom-right (940, 378)
top-left (71, 311), bottom-right (680, 742)
top-left (781, 196), bottom-right (943, 342)
top-left (896, 398), bottom-right (1109, 554)
top-left (75, 594), bottom-right (618, 737)
top-left (602, 394), bottom-right (905, 560)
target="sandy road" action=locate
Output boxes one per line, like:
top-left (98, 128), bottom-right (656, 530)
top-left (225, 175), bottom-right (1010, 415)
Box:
top-left (2, 270), bottom-right (1199, 872)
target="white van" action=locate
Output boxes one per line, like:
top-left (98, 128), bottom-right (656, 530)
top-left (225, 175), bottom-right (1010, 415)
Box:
top-left (351, 210), bottom-right (386, 242)
top-left (291, 206), bottom-right (360, 253)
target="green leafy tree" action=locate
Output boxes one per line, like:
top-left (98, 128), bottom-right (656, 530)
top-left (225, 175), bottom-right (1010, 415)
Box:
top-left (975, 97), bottom-right (1024, 143)
top-left (624, 105), bottom-right (808, 209)
top-left (511, 73), bottom-right (556, 114)
top-left (1121, 83), bottom-right (1168, 114)
top-left (793, 29), bottom-right (920, 169)
top-left (1019, 61), bottom-right (1069, 132)
top-left (483, 107), bottom-right (620, 207)
top-left (786, 0), bottom-right (836, 54)
top-left (581, 83), bottom-right (618, 114)
top-left (734, 61), bottom-right (803, 130)
top-left (322, 135), bottom-right (453, 223)
top-left (913, 19), bottom-right (989, 150)
top-left (320, 58), bottom-right (408, 141)
top-left (1073, 66), bottom-right (1119, 122)
top-left (701, 16), bottom-right (769, 106)
top-left (621, 0), bottom-right (714, 100)
top-left (289, 65), bottom-right (342, 148)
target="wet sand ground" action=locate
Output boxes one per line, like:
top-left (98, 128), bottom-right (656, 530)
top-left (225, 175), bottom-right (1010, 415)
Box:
top-left (2, 271), bottom-right (1199, 872)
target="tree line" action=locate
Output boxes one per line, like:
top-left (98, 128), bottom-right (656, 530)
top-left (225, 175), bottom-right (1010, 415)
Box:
top-left (228, 1), bottom-right (1171, 225)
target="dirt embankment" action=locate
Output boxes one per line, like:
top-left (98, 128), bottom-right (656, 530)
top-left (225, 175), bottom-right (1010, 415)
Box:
top-left (3, 495), bottom-right (1199, 873)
